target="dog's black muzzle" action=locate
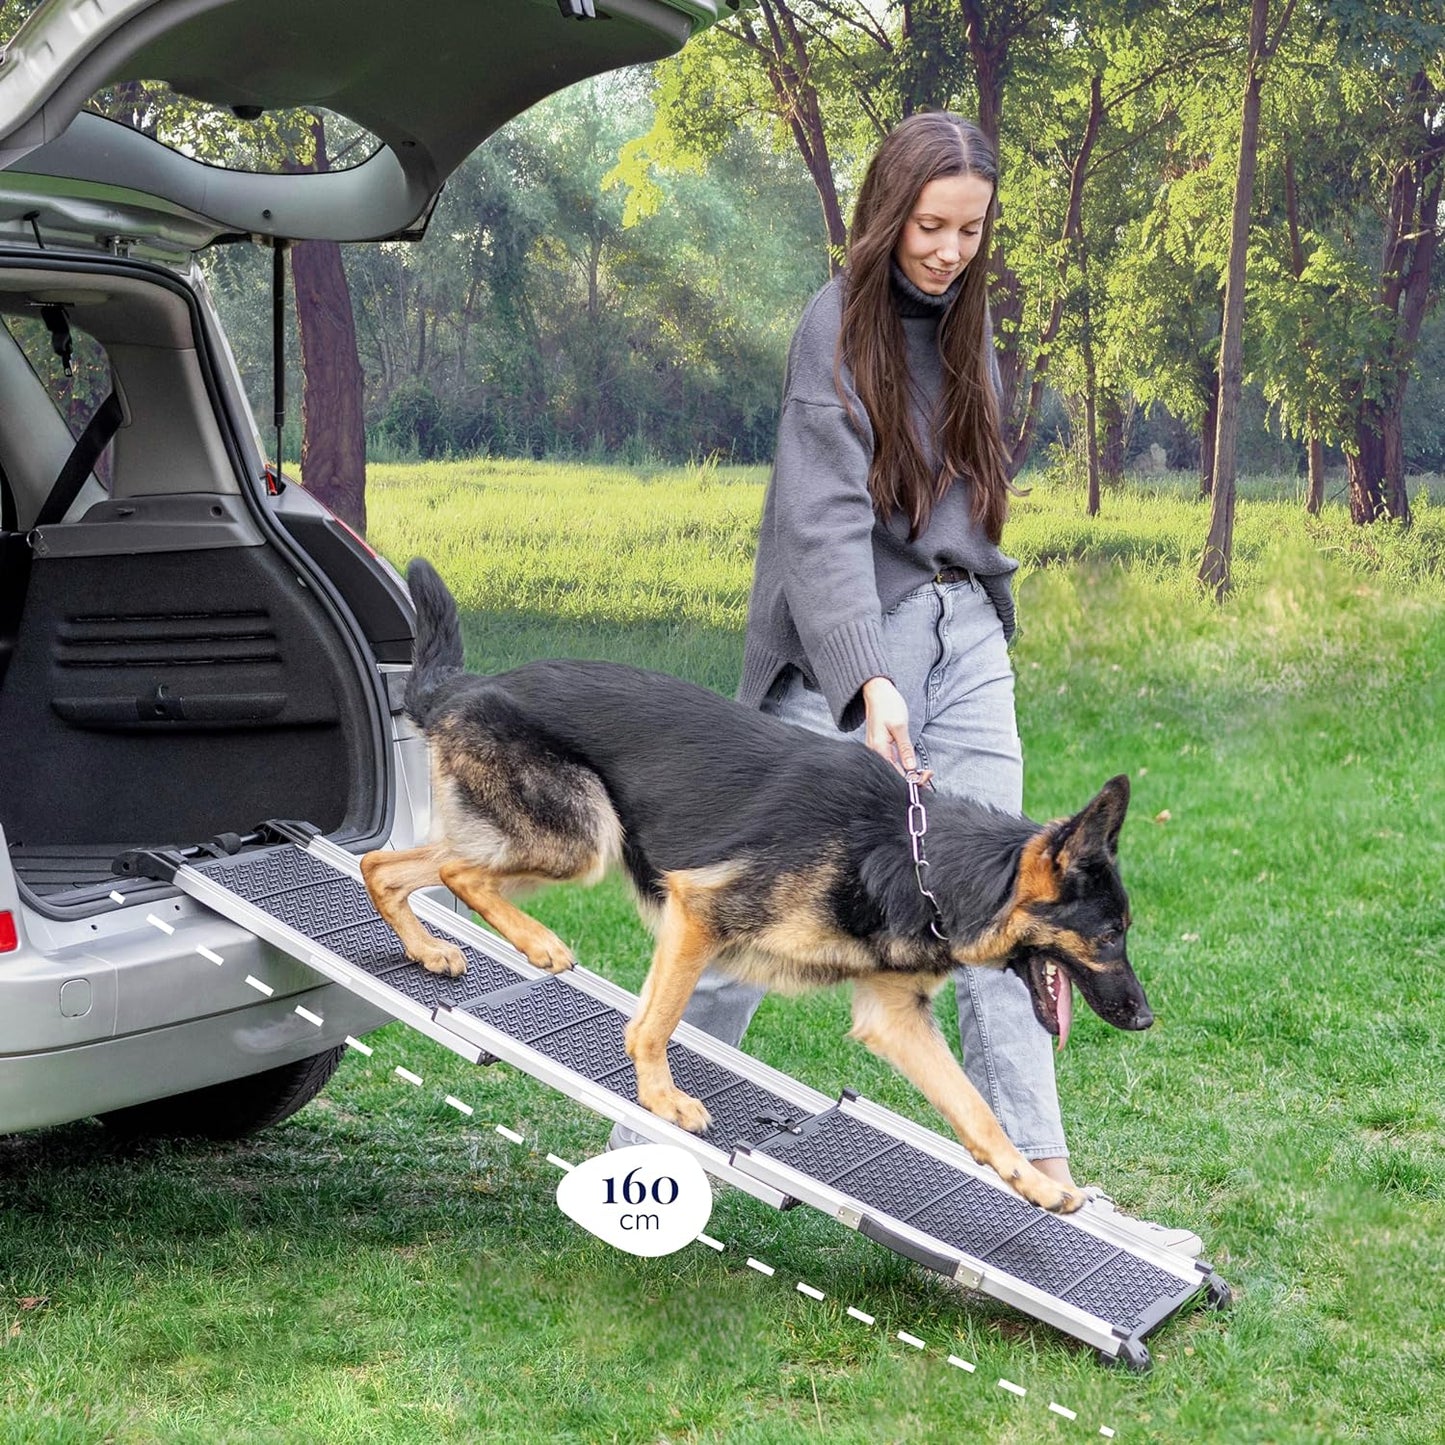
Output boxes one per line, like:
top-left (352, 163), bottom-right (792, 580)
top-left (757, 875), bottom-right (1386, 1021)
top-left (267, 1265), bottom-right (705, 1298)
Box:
top-left (1075, 958), bottom-right (1154, 1031)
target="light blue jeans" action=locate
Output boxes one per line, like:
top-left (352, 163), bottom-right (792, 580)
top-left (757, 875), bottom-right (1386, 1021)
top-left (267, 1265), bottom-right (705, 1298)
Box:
top-left (616, 577), bottom-right (1067, 1160)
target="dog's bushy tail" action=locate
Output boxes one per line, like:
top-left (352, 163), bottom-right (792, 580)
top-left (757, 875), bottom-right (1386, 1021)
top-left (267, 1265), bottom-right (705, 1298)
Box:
top-left (404, 557), bottom-right (465, 727)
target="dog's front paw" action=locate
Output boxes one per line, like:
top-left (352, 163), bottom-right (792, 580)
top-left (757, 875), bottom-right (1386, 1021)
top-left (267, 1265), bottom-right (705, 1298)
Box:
top-left (639, 1087), bottom-right (712, 1136)
top-left (1006, 1162), bottom-right (1083, 1214)
top-left (516, 923), bottom-right (575, 973)
top-left (414, 938), bottom-right (467, 978)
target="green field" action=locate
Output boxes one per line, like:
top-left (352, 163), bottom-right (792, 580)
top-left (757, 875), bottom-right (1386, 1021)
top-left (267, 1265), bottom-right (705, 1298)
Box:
top-left (4, 461), bottom-right (1443, 1443)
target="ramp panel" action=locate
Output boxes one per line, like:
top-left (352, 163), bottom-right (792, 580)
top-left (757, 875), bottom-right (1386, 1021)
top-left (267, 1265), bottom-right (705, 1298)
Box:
top-left (150, 836), bottom-right (1223, 1367)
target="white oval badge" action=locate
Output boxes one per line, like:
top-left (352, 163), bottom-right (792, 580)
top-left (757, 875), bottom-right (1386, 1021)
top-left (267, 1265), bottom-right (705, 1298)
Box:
top-left (556, 1143), bottom-right (713, 1258)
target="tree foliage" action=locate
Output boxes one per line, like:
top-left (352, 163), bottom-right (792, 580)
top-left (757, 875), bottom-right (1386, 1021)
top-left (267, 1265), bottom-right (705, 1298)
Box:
top-left (4, 0), bottom-right (1442, 553)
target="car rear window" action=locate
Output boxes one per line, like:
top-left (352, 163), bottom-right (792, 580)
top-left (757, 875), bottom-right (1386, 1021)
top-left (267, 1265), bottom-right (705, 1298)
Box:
top-left (85, 83), bottom-right (382, 176)
top-left (2, 312), bottom-right (114, 491)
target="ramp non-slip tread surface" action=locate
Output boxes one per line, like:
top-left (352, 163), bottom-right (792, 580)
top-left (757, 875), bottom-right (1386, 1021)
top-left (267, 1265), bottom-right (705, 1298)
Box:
top-left (594, 1051), bottom-right (812, 1153)
top-left (755, 1105), bottom-right (1190, 1334)
top-left (190, 844), bottom-right (1203, 1342)
top-left (193, 848), bottom-right (518, 1006)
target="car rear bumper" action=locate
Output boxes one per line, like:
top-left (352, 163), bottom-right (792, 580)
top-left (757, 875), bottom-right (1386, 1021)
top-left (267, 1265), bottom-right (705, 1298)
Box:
top-left (0, 976), bottom-right (389, 1133)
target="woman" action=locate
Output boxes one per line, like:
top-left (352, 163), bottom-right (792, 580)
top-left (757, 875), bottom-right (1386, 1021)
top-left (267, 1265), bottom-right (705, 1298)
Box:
top-left (620, 113), bottom-right (1197, 1253)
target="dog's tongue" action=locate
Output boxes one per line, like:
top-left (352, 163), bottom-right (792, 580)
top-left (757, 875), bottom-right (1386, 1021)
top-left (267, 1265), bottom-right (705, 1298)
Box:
top-left (1053, 971), bottom-right (1073, 1052)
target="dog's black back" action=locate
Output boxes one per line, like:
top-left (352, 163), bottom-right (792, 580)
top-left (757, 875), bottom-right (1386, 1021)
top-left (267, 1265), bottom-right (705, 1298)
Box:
top-left (404, 558), bottom-right (1034, 943)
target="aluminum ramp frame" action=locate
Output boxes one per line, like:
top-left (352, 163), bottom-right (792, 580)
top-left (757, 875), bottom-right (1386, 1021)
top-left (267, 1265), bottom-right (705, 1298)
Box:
top-left (121, 827), bottom-right (1229, 1371)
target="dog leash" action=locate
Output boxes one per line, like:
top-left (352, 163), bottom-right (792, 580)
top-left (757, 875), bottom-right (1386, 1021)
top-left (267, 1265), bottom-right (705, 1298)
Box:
top-left (905, 768), bottom-right (949, 942)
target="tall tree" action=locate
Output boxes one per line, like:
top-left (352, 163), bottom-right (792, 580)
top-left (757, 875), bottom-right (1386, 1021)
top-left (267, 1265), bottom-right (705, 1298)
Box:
top-left (1199, 0), bottom-right (1298, 597)
top-left (1336, 37), bottom-right (1444, 525)
top-left (287, 118), bottom-right (367, 534)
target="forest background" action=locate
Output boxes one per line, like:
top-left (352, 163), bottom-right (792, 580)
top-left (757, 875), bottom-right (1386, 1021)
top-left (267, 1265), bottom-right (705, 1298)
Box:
top-left (1, 0), bottom-right (1441, 583)
top-left (58, 3), bottom-right (1445, 564)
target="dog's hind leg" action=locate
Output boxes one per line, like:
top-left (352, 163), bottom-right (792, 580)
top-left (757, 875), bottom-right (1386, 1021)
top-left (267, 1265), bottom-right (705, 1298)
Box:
top-left (360, 844), bottom-right (467, 977)
top-left (850, 974), bottom-right (1083, 1214)
top-left (624, 879), bottom-right (722, 1135)
top-left (437, 861), bottom-right (574, 973)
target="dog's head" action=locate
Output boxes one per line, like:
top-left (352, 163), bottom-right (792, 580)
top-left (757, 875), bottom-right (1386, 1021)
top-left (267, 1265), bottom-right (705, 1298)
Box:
top-left (995, 775), bottom-right (1153, 1045)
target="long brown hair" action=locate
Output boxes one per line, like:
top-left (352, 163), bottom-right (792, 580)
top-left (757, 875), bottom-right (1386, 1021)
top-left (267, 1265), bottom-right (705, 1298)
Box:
top-left (838, 113), bottom-right (1013, 543)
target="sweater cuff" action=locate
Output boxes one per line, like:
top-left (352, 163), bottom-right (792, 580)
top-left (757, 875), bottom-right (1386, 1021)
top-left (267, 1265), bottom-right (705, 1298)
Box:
top-left (814, 617), bottom-right (892, 732)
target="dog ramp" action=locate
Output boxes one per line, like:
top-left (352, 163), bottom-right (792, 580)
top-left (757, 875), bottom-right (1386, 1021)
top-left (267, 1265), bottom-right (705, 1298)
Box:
top-left (119, 824), bottom-right (1228, 1371)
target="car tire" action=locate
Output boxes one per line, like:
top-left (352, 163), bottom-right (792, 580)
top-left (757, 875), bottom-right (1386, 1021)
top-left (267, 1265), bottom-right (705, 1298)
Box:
top-left (96, 1045), bottom-right (347, 1140)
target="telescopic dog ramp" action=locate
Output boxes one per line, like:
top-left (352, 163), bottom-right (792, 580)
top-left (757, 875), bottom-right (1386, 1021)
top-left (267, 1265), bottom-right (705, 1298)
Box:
top-left (118, 824), bottom-right (1228, 1371)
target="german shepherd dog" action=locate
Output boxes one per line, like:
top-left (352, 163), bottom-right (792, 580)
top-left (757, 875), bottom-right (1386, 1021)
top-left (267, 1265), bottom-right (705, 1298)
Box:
top-left (362, 560), bottom-right (1154, 1214)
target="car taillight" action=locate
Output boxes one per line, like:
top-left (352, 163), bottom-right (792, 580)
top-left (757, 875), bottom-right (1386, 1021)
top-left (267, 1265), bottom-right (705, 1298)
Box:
top-left (0, 911), bottom-right (17, 952)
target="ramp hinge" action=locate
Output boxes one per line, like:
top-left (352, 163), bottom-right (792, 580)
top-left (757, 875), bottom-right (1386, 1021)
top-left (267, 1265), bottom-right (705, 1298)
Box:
top-left (112, 848), bottom-right (187, 884)
top-left (255, 819), bottom-right (322, 848)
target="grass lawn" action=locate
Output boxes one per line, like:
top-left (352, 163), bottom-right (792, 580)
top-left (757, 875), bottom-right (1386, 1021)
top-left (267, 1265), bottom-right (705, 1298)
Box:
top-left (3, 462), bottom-right (1442, 1443)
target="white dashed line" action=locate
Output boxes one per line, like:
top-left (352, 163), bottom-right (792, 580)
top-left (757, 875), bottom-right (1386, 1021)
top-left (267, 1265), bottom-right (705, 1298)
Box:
top-left (146, 914), bottom-right (176, 936)
top-left (309, 1013), bottom-right (1126, 1441)
top-left (197, 946), bottom-right (224, 966)
top-left (109, 891), bottom-right (126, 905)
top-left (244, 975), bottom-right (274, 997)
top-left (294, 1005), bottom-right (324, 1026)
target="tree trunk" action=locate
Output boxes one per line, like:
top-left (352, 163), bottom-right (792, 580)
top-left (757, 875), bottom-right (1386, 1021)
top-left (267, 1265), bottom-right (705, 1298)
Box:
top-left (1199, 367), bottom-right (1219, 498)
top-left (959, 0), bottom-right (1005, 150)
top-left (1101, 389), bottom-right (1125, 488)
top-left (959, 0), bottom-right (1023, 445)
top-left (1347, 403), bottom-right (1386, 523)
top-left (1199, 0), bottom-right (1271, 597)
top-left (290, 118), bottom-right (368, 534)
top-left (1083, 381), bottom-right (1100, 518)
top-left (1344, 74), bottom-right (1441, 526)
top-left (748, 2), bottom-right (848, 267)
top-left (1348, 397), bottom-right (1408, 524)
top-left (1305, 430), bottom-right (1324, 514)
top-left (1078, 219), bottom-right (1101, 516)
top-left (1284, 152), bottom-right (1328, 516)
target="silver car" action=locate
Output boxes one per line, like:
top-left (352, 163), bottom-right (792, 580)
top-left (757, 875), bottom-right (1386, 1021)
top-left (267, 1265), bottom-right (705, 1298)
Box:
top-left (0, 0), bottom-right (717, 1137)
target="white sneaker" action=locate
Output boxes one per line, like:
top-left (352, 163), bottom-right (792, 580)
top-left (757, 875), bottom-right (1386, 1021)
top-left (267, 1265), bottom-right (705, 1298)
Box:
top-left (1081, 1188), bottom-right (1204, 1258)
top-left (605, 1121), bottom-right (648, 1151)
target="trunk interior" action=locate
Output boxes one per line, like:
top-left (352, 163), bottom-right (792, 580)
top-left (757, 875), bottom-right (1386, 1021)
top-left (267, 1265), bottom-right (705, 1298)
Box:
top-left (0, 525), bottom-right (376, 909)
top-left (0, 260), bottom-right (386, 913)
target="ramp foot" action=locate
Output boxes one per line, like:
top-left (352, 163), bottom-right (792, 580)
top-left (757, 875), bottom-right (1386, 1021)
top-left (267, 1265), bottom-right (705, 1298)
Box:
top-left (1103, 1338), bottom-right (1152, 1373)
top-left (1204, 1271), bottom-right (1234, 1309)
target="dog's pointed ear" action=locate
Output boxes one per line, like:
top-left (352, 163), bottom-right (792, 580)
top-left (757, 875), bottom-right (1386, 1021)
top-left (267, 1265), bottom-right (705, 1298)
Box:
top-left (1048, 775), bottom-right (1130, 869)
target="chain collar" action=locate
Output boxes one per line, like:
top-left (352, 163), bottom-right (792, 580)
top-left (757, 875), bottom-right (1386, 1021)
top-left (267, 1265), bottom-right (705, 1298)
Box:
top-left (904, 768), bottom-right (949, 942)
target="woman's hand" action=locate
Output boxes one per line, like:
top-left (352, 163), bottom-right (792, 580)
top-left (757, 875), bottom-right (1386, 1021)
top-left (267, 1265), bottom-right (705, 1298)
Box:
top-left (861, 676), bottom-right (917, 774)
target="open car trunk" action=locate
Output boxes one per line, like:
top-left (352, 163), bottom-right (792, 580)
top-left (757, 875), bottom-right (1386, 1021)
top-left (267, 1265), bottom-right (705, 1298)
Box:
top-left (0, 518), bottom-right (375, 905)
top-left (0, 257), bottom-right (386, 914)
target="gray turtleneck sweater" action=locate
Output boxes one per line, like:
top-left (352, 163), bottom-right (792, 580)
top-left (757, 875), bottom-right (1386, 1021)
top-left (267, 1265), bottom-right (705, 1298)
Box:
top-left (737, 267), bottom-right (1019, 732)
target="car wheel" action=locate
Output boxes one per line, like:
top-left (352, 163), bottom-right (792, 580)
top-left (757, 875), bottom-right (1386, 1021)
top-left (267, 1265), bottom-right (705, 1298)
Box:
top-left (97, 1046), bottom-right (347, 1140)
